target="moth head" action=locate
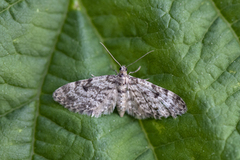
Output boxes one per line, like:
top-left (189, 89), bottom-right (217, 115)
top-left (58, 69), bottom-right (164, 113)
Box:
top-left (119, 66), bottom-right (128, 76)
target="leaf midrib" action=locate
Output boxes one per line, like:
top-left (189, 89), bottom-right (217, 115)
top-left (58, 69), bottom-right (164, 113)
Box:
top-left (31, 0), bottom-right (70, 158)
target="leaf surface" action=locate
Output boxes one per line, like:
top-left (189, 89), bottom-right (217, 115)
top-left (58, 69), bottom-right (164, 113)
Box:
top-left (0, 0), bottom-right (240, 159)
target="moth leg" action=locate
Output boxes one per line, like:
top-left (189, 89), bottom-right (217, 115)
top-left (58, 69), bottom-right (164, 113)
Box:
top-left (129, 66), bottom-right (141, 75)
top-left (110, 65), bottom-right (118, 74)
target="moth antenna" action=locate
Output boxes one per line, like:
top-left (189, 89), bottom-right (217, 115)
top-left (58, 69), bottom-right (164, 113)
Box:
top-left (126, 50), bottom-right (154, 67)
top-left (100, 42), bottom-right (122, 67)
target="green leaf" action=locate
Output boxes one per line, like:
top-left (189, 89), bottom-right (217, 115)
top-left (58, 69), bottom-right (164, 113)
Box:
top-left (0, 0), bottom-right (240, 159)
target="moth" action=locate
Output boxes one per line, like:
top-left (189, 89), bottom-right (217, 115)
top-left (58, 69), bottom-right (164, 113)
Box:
top-left (53, 43), bottom-right (187, 119)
